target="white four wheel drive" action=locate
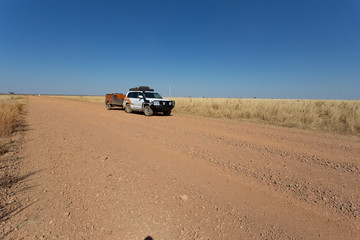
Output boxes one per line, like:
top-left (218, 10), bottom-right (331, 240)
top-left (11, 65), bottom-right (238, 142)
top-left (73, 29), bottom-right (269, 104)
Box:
top-left (123, 86), bottom-right (175, 116)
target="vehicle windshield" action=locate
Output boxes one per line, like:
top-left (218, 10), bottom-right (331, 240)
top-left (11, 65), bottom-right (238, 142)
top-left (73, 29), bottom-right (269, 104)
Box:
top-left (144, 92), bottom-right (163, 99)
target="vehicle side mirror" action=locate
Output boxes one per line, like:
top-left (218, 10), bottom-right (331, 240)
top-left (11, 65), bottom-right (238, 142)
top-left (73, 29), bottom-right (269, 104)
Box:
top-left (138, 95), bottom-right (143, 99)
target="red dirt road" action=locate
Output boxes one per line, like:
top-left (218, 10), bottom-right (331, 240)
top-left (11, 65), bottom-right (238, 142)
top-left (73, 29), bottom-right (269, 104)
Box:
top-left (3, 97), bottom-right (360, 239)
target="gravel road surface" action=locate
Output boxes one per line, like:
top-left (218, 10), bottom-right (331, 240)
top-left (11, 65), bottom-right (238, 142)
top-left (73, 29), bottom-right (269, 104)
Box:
top-left (2, 96), bottom-right (360, 239)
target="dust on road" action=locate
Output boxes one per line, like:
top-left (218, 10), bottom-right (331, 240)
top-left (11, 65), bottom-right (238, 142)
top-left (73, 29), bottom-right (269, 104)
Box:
top-left (2, 96), bottom-right (360, 239)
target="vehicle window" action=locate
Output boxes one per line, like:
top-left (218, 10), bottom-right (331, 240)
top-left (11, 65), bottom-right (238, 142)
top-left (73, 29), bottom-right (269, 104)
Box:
top-left (144, 92), bottom-right (163, 99)
top-left (128, 92), bottom-right (138, 98)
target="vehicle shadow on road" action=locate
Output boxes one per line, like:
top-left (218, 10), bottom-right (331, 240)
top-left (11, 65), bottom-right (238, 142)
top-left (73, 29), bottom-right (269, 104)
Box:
top-left (124, 111), bottom-right (173, 117)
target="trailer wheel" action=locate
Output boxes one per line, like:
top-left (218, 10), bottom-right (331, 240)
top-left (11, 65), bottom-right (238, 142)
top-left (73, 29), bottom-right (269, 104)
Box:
top-left (125, 104), bottom-right (132, 113)
top-left (106, 102), bottom-right (112, 110)
top-left (143, 105), bottom-right (153, 116)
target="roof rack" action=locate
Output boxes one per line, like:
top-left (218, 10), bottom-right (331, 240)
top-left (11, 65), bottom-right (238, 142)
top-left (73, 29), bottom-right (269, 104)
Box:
top-left (129, 86), bottom-right (154, 91)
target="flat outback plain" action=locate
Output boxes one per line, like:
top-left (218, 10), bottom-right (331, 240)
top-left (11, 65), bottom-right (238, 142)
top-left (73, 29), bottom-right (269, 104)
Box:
top-left (1, 96), bottom-right (360, 239)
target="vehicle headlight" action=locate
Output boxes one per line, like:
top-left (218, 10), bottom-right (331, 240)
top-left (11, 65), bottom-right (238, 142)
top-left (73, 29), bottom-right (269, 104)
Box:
top-left (153, 101), bottom-right (160, 106)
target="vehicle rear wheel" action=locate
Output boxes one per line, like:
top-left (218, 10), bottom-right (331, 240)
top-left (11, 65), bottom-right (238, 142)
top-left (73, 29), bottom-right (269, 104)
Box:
top-left (143, 105), bottom-right (153, 116)
top-left (163, 110), bottom-right (171, 116)
top-left (106, 102), bottom-right (112, 110)
top-left (125, 104), bottom-right (133, 113)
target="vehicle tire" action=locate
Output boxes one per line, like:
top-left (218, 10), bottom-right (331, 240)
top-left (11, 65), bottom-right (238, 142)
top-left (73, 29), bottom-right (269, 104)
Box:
top-left (125, 104), bottom-right (133, 113)
top-left (163, 110), bottom-right (171, 116)
top-left (106, 102), bottom-right (112, 110)
top-left (143, 105), bottom-right (153, 116)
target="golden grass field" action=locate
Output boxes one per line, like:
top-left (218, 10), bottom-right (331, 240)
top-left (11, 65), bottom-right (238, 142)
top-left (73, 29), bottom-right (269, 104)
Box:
top-left (46, 95), bottom-right (105, 103)
top-left (172, 98), bottom-right (360, 136)
top-left (46, 95), bottom-right (360, 136)
top-left (0, 95), bottom-right (26, 137)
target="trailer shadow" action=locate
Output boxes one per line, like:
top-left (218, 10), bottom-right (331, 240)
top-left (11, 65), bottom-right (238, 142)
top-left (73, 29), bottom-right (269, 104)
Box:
top-left (108, 107), bottom-right (125, 111)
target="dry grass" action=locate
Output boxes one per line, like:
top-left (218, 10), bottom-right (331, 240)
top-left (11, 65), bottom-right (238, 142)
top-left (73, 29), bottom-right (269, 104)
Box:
top-left (171, 98), bottom-right (360, 136)
top-left (44, 95), bottom-right (360, 136)
top-left (46, 95), bottom-right (105, 103)
top-left (0, 95), bottom-right (26, 137)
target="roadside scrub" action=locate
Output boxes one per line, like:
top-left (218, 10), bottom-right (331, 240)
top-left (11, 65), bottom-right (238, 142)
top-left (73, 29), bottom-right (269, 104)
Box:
top-left (0, 95), bottom-right (26, 157)
top-left (0, 94), bottom-right (26, 164)
top-left (0, 98), bottom-right (25, 137)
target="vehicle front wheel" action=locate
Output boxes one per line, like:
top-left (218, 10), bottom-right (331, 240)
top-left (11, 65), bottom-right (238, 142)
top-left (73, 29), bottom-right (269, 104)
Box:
top-left (143, 105), bottom-right (153, 116)
top-left (106, 102), bottom-right (112, 110)
top-left (163, 110), bottom-right (171, 116)
top-left (125, 104), bottom-right (133, 113)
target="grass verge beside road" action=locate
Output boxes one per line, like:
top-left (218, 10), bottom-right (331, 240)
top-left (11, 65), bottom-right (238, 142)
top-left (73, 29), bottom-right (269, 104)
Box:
top-left (0, 95), bottom-right (26, 232)
top-left (173, 98), bottom-right (360, 136)
top-left (46, 95), bottom-right (104, 103)
top-left (0, 95), bottom-right (26, 137)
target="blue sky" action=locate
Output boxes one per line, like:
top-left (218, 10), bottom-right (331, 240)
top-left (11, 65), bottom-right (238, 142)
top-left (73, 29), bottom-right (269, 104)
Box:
top-left (0, 0), bottom-right (359, 99)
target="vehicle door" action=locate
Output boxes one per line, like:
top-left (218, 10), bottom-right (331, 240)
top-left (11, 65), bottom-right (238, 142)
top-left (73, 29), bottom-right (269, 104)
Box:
top-left (129, 92), bottom-right (143, 111)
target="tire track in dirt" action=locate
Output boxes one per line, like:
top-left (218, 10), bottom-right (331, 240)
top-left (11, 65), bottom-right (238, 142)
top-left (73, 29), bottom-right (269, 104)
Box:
top-left (4, 97), bottom-right (360, 240)
top-left (70, 99), bottom-right (359, 220)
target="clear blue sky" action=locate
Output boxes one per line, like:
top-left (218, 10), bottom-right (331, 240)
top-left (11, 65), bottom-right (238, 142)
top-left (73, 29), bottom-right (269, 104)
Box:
top-left (1, 0), bottom-right (359, 99)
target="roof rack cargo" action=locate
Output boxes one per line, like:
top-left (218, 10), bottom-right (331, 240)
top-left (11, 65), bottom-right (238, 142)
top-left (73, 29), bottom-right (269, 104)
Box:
top-left (129, 86), bottom-right (154, 91)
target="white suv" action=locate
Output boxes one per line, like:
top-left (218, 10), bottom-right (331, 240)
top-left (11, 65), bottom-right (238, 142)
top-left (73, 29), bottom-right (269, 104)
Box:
top-left (123, 87), bottom-right (175, 116)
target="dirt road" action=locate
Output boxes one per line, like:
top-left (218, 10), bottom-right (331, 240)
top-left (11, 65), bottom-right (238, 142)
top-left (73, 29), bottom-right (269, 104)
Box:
top-left (2, 96), bottom-right (360, 239)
